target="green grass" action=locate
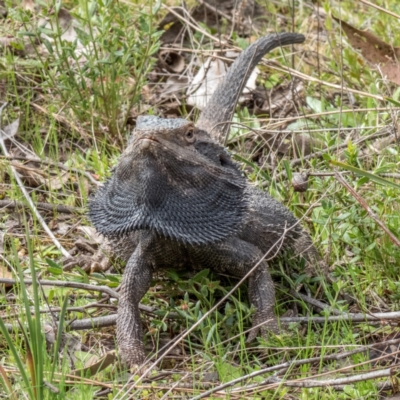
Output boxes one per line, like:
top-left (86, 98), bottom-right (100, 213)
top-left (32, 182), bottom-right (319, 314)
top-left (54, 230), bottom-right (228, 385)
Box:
top-left (1, 0), bottom-right (400, 398)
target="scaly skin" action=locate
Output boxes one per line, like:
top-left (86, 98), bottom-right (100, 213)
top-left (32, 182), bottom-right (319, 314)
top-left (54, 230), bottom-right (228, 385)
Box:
top-left (83, 33), bottom-right (321, 368)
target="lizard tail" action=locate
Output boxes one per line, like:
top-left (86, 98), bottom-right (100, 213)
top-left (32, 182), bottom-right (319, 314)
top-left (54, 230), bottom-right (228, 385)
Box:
top-left (196, 32), bottom-right (305, 143)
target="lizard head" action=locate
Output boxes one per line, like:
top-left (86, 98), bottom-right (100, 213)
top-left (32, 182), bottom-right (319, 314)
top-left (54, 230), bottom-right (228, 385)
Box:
top-left (89, 116), bottom-right (248, 245)
top-left (133, 115), bottom-right (197, 152)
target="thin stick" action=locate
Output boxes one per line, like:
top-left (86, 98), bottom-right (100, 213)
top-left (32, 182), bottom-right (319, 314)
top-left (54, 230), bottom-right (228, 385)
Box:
top-left (0, 103), bottom-right (71, 258)
top-left (359, 0), bottom-right (400, 20)
top-left (335, 172), bottom-right (400, 248)
top-left (267, 368), bottom-right (396, 388)
top-left (58, 309), bottom-right (400, 332)
top-left (0, 278), bottom-right (118, 298)
top-left (289, 290), bottom-right (344, 315)
top-left (0, 199), bottom-right (82, 214)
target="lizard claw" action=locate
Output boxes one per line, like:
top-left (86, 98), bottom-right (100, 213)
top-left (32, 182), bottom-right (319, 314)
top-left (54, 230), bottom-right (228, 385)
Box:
top-left (62, 238), bottom-right (111, 273)
top-left (246, 316), bottom-right (281, 342)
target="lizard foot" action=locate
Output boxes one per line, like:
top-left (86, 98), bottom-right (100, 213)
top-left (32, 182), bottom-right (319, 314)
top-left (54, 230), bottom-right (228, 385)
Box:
top-left (246, 314), bottom-right (281, 343)
top-left (62, 239), bottom-right (111, 273)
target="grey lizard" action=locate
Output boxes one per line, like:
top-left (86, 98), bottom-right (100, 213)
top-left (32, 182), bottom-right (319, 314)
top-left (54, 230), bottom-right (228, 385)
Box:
top-left (86, 32), bottom-right (323, 368)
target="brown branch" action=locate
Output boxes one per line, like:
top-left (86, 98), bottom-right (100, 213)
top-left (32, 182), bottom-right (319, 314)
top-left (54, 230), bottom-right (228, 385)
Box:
top-left (68, 309), bottom-right (400, 331)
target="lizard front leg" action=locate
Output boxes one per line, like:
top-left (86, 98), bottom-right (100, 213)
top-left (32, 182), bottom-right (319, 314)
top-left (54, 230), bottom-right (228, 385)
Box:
top-left (117, 246), bottom-right (153, 368)
top-left (247, 263), bottom-right (279, 341)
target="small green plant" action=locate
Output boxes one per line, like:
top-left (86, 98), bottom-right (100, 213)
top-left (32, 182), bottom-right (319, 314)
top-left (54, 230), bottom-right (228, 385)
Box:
top-left (6, 0), bottom-right (162, 140)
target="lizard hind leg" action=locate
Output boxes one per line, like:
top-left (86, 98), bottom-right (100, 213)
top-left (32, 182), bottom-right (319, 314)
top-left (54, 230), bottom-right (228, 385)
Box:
top-left (247, 264), bottom-right (280, 342)
top-left (195, 237), bottom-right (279, 342)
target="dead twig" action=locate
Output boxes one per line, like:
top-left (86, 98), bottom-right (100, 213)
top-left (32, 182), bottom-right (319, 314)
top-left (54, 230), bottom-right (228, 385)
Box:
top-left (65, 310), bottom-right (400, 331)
top-left (0, 199), bottom-right (82, 214)
top-left (5, 300), bottom-right (117, 319)
top-left (281, 311), bottom-right (400, 324)
top-left (359, 0), bottom-right (400, 20)
top-left (0, 278), bottom-right (118, 298)
top-left (289, 290), bottom-right (344, 316)
top-left (267, 367), bottom-right (397, 388)
top-left (379, 173), bottom-right (400, 179)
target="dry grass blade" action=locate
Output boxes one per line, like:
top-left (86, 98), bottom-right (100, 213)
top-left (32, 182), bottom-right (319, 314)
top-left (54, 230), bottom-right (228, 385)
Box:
top-left (0, 103), bottom-right (71, 258)
top-left (0, 363), bottom-right (17, 400)
top-left (335, 172), bottom-right (400, 248)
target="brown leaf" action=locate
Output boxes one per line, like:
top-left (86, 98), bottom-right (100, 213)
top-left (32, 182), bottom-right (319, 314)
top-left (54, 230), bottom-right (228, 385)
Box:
top-left (333, 16), bottom-right (400, 85)
top-left (0, 363), bottom-right (16, 400)
top-left (71, 351), bottom-right (116, 377)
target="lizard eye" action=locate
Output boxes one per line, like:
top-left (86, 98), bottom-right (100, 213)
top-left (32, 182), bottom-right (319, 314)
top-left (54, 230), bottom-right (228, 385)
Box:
top-left (185, 128), bottom-right (195, 143)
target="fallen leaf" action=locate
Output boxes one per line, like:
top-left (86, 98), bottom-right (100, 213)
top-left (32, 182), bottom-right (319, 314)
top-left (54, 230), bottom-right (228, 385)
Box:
top-left (161, 76), bottom-right (189, 99)
top-left (1, 118), bottom-right (20, 140)
top-left (187, 56), bottom-right (227, 110)
top-left (0, 264), bottom-right (12, 280)
top-left (187, 55), bottom-right (259, 110)
top-left (333, 16), bottom-right (400, 85)
top-left (71, 351), bottom-right (116, 377)
top-left (46, 171), bottom-right (71, 191)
